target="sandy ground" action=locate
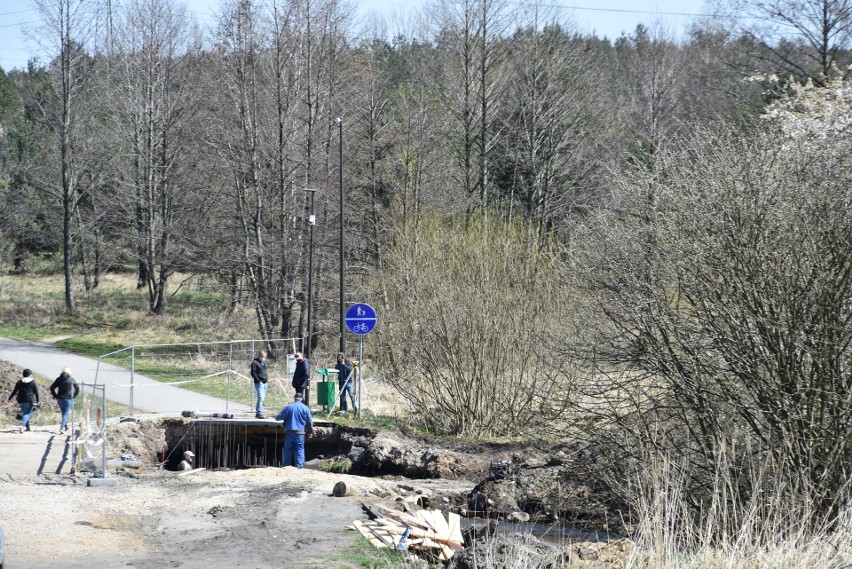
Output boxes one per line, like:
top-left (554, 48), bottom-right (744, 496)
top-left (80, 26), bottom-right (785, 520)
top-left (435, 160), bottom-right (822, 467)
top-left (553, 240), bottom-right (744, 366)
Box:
top-left (0, 425), bottom-right (473, 569)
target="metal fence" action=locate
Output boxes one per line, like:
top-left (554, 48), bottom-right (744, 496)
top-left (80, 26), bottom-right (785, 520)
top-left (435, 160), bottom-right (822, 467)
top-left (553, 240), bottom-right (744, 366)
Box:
top-left (94, 339), bottom-right (301, 416)
top-left (71, 382), bottom-right (107, 475)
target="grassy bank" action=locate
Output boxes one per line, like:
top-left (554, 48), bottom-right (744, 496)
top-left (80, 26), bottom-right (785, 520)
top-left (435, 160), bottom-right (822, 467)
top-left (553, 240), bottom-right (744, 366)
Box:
top-left (0, 272), bottom-right (257, 344)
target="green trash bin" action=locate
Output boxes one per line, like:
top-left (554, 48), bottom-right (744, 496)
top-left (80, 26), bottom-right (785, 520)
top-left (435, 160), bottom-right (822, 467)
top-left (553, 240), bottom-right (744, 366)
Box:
top-left (316, 381), bottom-right (336, 408)
top-left (314, 369), bottom-right (338, 408)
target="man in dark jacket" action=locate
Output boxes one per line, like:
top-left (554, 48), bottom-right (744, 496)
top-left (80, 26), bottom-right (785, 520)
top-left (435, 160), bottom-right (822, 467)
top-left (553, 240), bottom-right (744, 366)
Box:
top-left (335, 352), bottom-right (356, 414)
top-left (50, 367), bottom-right (79, 435)
top-left (250, 351), bottom-right (268, 419)
top-left (291, 352), bottom-right (311, 404)
top-left (8, 368), bottom-right (39, 432)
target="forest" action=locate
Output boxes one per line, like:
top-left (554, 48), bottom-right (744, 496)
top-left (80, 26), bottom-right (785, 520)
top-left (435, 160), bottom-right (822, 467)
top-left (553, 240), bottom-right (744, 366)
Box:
top-left (0, 0), bottom-right (851, 561)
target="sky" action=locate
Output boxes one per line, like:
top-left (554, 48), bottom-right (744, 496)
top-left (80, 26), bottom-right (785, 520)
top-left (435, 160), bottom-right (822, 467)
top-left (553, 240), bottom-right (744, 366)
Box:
top-left (0, 0), bottom-right (714, 72)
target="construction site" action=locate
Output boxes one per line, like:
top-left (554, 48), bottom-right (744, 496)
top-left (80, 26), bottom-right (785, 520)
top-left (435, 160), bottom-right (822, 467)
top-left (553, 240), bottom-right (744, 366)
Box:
top-left (0, 341), bottom-right (630, 569)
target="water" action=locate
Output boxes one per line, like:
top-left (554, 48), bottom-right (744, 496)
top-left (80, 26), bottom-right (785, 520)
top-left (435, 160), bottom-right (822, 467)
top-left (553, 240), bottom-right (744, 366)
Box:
top-left (464, 519), bottom-right (613, 545)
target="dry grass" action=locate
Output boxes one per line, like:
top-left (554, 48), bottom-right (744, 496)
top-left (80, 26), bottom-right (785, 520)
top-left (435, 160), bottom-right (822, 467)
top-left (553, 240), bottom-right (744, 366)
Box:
top-left (623, 453), bottom-right (852, 569)
top-left (0, 272), bottom-right (258, 343)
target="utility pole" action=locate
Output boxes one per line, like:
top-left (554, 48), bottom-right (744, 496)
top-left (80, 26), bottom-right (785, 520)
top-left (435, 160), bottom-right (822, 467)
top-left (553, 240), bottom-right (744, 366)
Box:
top-left (304, 188), bottom-right (318, 360)
top-left (337, 117), bottom-right (345, 354)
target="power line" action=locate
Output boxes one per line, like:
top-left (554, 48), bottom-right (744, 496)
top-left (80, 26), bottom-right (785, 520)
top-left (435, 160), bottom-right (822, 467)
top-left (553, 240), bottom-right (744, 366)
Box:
top-left (0, 19), bottom-right (42, 30)
top-left (549, 3), bottom-right (721, 19)
top-left (0, 9), bottom-right (39, 17)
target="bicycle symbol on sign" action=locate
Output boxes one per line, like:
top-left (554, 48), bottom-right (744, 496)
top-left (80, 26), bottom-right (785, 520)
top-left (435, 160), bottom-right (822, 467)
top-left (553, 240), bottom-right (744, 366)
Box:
top-left (352, 322), bottom-right (369, 333)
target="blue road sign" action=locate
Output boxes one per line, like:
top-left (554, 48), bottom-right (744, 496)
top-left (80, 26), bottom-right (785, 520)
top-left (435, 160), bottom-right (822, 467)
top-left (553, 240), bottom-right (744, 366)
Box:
top-left (345, 303), bottom-right (377, 335)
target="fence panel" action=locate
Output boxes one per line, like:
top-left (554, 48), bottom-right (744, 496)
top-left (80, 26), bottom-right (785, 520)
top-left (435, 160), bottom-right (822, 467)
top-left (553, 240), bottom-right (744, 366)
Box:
top-left (95, 339), bottom-right (300, 416)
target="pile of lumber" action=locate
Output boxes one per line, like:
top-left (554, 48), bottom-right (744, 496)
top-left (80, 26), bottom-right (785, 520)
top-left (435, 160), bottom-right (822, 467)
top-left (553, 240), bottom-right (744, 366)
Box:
top-left (350, 504), bottom-right (464, 561)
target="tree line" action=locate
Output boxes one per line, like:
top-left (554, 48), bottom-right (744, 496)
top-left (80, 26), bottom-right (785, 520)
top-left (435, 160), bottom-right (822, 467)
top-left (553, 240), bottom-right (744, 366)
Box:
top-left (2, 0), bottom-right (828, 334)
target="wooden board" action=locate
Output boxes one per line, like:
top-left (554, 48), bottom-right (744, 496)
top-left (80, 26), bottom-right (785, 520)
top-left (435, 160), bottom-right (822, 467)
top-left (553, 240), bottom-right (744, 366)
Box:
top-left (448, 512), bottom-right (463, 545)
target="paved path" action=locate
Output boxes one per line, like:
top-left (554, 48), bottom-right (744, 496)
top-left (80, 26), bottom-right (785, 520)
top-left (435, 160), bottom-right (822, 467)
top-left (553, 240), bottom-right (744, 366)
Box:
top-left (0, 426), bottom-right (75, 475)
top-left (0, 337), bottom-right (250, 415)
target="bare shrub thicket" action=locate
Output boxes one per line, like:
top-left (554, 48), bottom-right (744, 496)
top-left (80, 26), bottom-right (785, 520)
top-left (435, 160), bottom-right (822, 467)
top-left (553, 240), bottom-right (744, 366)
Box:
top-left (380, 213), bottom-right (577, 437)
top-left (574, 124), bottom-right (852, 533)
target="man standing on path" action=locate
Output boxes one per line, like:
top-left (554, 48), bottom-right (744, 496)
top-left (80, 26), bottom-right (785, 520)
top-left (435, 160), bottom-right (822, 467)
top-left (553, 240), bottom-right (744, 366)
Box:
top-left (291, 352), bottom-right (311, 404)
top-left (250, 351), bottom-right (268, 419)
top-left (50, 367), bottom-right (79, 435)
top-left (275, 393), bottom-right (313, 468)
top-left (335, 352), bottom-right (356, 415)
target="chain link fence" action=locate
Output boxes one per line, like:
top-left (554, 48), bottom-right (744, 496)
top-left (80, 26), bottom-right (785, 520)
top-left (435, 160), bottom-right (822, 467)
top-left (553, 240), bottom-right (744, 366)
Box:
top-left (94, 339), bottom-right (300, 416)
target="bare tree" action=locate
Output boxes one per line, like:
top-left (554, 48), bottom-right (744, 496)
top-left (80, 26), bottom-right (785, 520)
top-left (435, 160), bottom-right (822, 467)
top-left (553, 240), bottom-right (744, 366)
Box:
top-left (28, 0), bottom-right (102, 314)
top-left (109, 0), bottom-right (201, 313)
top-left (721, 0), bottom-right (852, 83)
top-left (432, 0), bottom-right (510, 213)
top-left (498, 7), bottom-right (608, 239)
top-left (615, 23), bottom-right (692, 164)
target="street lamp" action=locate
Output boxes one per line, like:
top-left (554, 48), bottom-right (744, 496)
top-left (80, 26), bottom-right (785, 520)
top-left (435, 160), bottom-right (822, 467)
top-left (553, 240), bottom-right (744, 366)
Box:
top-left (337, 117), bottom-right (345, 354)
top-left (304, 188), bottom-right (318, 361)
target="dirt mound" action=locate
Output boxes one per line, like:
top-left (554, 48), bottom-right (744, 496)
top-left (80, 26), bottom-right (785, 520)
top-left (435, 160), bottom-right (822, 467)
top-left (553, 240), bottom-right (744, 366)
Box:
top-left (107, 419), bottom-right (168, 464)
top-left (344, 430), bottom-right (492, 479)
top-left (466, 448), bottom-right (627, 531)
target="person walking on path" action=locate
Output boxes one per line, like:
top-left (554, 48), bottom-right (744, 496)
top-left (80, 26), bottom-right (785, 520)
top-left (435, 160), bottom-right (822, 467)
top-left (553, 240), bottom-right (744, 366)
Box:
top-left (7, 369), bottom-right (39, 432)
top-left (275, 393), bottom-right (313, 468)
top-left (291, 352), bottom-right (311, 404)
top-left (250, 351), bottom-right (269, 419)
top-left (335, 352), bottom-right (356, 414)
top-left (50, 367), bottom-right (80, 435)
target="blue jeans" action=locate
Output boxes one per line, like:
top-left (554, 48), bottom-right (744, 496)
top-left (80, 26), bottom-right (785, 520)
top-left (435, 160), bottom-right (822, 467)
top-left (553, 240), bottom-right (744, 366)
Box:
top-left (283, 433), bottom-right (305, 468)
top-left (19, 402), bottom-right (34, 429)
top-left (254, 382), bottom-right (267, 415)
top-left (57, 398), bottom-right (74, 430)
top-left (339, 379), bottom-right (356, 411)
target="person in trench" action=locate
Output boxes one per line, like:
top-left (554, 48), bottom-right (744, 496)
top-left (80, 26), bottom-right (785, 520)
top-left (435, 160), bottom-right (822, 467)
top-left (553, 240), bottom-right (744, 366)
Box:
top-left (275, 393), bottom-right (313, 468)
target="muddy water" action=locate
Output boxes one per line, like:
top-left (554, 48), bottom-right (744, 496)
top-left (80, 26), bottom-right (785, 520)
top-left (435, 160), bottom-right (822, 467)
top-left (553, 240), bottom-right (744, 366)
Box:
top-left (466, 519), bottom-right (612, 545)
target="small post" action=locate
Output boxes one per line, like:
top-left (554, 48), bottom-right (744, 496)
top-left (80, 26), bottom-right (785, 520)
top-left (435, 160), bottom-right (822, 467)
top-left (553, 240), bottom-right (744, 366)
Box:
top-left (130, 346), bottom-right (136, 417)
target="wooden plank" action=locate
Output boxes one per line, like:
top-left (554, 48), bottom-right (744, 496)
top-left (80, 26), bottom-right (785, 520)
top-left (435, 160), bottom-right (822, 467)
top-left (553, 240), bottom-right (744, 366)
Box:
top-left (448, 512), bottom-right (463, 545)
top-left (375, 505), bottom-right (432, 530)
top-left (416, 509), bottom-right (435, 531)
top-left (353, 520), bottom-right (390, 549)
top-left (438, 544), bottom-right (455, 561)
top-left (374, 519), bottom-right (463, 548)
top-left (431, 509), bottom-right (450, 536)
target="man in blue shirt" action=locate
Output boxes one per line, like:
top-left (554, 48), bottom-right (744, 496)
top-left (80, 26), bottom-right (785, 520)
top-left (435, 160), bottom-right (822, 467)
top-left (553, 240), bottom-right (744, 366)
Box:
top-left (275, 393), bottom-right (314, 468)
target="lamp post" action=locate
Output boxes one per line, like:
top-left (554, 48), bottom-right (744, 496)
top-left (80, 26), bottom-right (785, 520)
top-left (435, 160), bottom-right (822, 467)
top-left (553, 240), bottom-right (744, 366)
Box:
top-left (337, 117), bottom-right (345, 354)
top-left (304, 188), bottom-right (318, 360)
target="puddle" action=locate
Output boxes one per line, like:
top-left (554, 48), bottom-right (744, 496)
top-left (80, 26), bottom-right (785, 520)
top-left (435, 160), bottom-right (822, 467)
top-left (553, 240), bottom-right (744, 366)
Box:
top-left (465, 519), bottom-right (613, 545)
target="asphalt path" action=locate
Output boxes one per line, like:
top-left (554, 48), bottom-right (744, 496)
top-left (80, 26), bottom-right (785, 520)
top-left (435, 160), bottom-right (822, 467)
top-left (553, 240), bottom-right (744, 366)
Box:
top-left (0, 337), bottom-right (250, 415)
